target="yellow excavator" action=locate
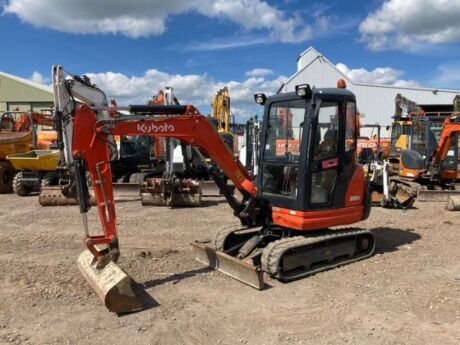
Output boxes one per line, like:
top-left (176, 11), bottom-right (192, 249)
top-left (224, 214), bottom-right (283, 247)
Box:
top-left (211, 87), bottom-right (234, 151)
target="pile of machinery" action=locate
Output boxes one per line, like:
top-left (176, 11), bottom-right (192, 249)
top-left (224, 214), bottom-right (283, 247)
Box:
top-left (41, 67), bottom-right (238, 208)
top-left (366, 94), bottom-right (460, 208)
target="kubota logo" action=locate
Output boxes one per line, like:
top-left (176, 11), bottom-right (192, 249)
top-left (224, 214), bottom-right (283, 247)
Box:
top-left (137, 123), bottom-right (175, 133)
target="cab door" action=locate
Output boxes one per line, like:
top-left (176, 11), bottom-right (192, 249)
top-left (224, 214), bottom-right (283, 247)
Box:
top-left (307, 98), bottom-right (357, 209)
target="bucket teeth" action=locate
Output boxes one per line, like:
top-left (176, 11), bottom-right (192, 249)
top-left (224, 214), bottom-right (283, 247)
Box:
top-left (77, 250), bottom-right (143, 313)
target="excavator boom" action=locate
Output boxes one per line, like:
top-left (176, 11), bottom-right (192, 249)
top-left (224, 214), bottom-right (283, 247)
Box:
top-left (72, 104), bottom-right (262, 312)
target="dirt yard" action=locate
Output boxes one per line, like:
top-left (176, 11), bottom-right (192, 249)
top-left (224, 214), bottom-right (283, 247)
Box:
top-left (0, 193), bottom-right (459, 345)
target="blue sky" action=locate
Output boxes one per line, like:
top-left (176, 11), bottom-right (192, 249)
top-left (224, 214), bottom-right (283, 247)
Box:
top-left (1, 0), bottom-right (460, 120)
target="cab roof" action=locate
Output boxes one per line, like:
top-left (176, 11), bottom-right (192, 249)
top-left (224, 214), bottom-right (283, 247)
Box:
top-left (266, 87), bottom-right (355, 103)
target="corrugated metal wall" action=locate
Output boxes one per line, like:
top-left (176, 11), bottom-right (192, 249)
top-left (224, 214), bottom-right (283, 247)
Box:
top-left (285, 54), bottom-right (459, 137)
top-left (0, 74), bottom-right (53, 113)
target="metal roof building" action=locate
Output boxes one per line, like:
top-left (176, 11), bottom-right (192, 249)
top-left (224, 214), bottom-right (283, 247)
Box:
top-left (283, 47), bottom-right (460, 133)
top-left (0, 71), bottom-right (53, 113)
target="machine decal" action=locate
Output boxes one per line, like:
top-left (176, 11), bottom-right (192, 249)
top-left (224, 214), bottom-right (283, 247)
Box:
top-left (137, 123), bottom-right (175, 134)
top-left (349, 195), bottom-right (361, 202)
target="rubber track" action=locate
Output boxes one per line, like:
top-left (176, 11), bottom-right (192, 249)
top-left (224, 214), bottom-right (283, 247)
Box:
top-left (261, 228), bottom-right (375, 281)
top-left (213, 225), bottom-right (258, 251)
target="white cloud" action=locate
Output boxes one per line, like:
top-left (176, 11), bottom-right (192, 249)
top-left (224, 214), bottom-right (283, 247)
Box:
top-left (29, 71), bottom-right (49, 85)
top-left (428, 61), bottom-right (460, 89)
top-left (359, 0), bottom-right (460, 51)
top-left (85, 68), bottom-right (287, 120)
top-left (336, 62), bottom-right (420, 87)
top-left (245, 68), bottom-right (273, 78)
top-left (3, 0), bottom-right (311, 42)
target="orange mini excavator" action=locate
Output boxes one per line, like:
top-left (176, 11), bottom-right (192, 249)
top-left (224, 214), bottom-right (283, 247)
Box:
top-left (66, 72), bottom-right (374, 313)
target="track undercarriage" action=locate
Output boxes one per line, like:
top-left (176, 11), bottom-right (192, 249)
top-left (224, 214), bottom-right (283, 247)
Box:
top-left (193, 225), bottom-right (375, 289)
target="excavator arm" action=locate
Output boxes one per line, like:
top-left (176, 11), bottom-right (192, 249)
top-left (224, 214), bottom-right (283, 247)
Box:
top-left (72, 104), bottom-right (259, 260)
top-left (71, 103), bottom-right (264, 312)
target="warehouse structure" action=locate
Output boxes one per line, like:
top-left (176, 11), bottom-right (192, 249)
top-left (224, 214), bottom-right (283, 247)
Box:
top-left (283, 47), bottom-right (460, 134)
top-left (0, 71), bottom-right (53, 113)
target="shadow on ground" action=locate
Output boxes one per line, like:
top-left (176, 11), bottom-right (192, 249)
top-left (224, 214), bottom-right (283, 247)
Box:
top-left (370, 227), bottom-right (421, 254)
top-left (140, 267), bottom-right (213, 290)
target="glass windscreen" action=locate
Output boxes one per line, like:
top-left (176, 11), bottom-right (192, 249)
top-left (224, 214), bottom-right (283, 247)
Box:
top-left (390, 123), bottom-right (401, 152)
top-left (262, 102), bottom-right (306, 198)
top-left (264, 104), bottom-right (305, 162)
top-left (413, 120), bottom-right (443, 156)
top-left (441, 133), bottom-right (458, 170)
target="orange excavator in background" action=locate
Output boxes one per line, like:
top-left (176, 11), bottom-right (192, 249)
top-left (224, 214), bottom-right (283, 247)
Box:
top-left (139, 87), bottom-right (208, 207)
top-left (60, 70), bottom-right (374, 313)
top-left (0, 111), bottom-right (56, 193)
top-left (396, 115), bottom-right (460, 200)
top-left (428, 116), bottom-right (460, 182)
top-left (367, 94), bottom-right (460, 207)
top-left (12, 111), bottom-right (54, 132)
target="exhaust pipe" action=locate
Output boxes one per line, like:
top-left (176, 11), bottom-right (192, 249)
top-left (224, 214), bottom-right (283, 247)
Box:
top-left (77, 250), bottom-right (143, 313)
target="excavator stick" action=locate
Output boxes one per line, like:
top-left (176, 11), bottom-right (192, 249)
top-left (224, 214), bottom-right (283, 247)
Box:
top-left (192, 242), bottom-right (264, 289)
top-left (77, 250), bottom-right (143, 313)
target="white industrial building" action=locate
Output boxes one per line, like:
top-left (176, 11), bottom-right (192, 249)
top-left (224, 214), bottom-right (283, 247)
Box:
top-left (283, 47), bottom-right (460, 135)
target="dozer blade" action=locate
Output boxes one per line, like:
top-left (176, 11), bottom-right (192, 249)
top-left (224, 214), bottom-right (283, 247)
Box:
top-left (77, 250), bottom-right (143, 313)
top-left (417, 189), bottom-right (460, 202)
top-left (112, 182), bottom-right (141, 199)
top-left (192, 242), bottom-right (264, 290)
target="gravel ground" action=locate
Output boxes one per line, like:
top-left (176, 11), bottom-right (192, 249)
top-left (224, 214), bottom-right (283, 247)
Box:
top-left (0, 193), bottom-right (459, 345)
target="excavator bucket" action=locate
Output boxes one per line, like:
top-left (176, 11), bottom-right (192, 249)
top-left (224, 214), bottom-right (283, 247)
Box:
top-left (39, 185), bottom-right (136, 206)
top-left (192, 242), bottom-right (264, 289)
top-left (446, 195), bottom-right (460, 211)
top-left (77, 250), bottom-right (143, 313)
top-left (39, 186), bottom-right (80, 206)
top-left (141, 178), bottom-right (202, 207)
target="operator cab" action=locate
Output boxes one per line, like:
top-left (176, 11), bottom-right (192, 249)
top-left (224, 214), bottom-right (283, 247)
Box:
top-left (410, 116), bottom-right (459, 172)
top-left (255, 84), bottom-right (362, 218)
